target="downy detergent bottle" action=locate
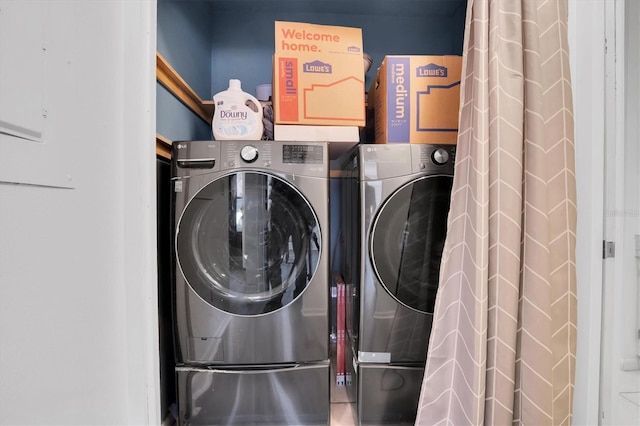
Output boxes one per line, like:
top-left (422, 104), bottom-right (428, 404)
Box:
top-left (212, 79), bottom-right (263, 140)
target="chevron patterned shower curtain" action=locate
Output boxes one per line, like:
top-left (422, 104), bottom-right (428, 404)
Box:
top-left (415, 0), bottom-right (577, 425)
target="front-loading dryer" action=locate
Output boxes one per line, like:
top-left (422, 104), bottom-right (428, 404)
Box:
top-left (172, 140), bottom-right (330, 425)
top-left (340, 143), bottom-right (455, 425)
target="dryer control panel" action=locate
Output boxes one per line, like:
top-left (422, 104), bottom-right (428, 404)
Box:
top-left (359, 144), bottom-right (456, 180)
top-left (413, 144), bottom-right (456, 174)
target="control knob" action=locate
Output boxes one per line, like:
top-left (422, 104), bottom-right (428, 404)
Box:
top-left (240, 145), bottom-right (259, 163)
top-left (432, 148), bottom-right (449, 165)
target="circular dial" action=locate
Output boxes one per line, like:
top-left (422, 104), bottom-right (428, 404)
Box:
top-left (432, 148), bottom-right (449, 165)
top-left (240, 145), bottom-right (259, 163)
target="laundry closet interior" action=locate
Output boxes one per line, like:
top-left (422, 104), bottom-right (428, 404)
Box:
top-left (155, 0), bottom-right (467, 424)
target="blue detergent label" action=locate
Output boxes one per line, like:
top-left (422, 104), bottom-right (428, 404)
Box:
top-left (387, 57), bottom-right (410, 143)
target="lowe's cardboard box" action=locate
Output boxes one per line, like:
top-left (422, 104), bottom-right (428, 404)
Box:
top-left (368, 55), bottom-right (462, 144)
top-left (273, 21), bottom-right (365, 126)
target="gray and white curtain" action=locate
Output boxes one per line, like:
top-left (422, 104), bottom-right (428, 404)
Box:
top-left (416, 0), bottom-right (577, 424)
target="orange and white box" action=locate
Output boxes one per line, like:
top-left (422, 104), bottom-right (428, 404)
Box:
top-left (368, 55), bottom-right (462, 144)
top-left (273, 21), bottom-right (365, 126)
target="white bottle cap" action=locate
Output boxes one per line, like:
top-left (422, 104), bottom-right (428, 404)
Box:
top-left (229, 79), bottom-right (241, 90)
top-left (256, 84), bottom-right (272, 101)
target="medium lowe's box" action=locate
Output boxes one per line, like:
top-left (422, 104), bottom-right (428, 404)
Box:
top-left (368, 55), bottom-right (462, 144)
top-left (273, 21), bottom-right (365, 126)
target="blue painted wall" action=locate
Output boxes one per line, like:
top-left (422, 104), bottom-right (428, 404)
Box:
top-left (157, 0), bottom-right (213, 141)
top-left (157, 84), bottom-right (212, 141)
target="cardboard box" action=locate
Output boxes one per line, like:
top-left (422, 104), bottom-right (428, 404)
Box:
top-left (368, 55), bottom-right (462, 144)
top-left (273, 21), bottom-right (365, 126)
top-left (274, 124), bottom-right (360, 142)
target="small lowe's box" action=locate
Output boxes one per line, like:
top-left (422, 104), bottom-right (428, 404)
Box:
top-left (368, 55), bottom-right (462, 144)
top-left (273, 21), bottom-right (365, 126)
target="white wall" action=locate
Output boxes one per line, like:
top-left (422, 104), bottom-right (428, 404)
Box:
top-left (569, 0), bottom-right (606, 425)
top-left (0, 1), bottom-right (159, 424)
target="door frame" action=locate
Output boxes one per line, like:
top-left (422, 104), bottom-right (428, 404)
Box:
top-left (569, 0), bottom-right (606, 424)
top-left (600, 0), bottom-right (640, 424)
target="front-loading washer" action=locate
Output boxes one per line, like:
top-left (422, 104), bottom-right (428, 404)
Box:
top-left (339, 143), bottom-right (455, 425)
top-left (172, 140), bottom-right (330, 425)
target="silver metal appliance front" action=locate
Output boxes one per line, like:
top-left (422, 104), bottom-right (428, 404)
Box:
top-left (357, 363), bottom-right (424, 426)
top-left (177, 362), bottom-right (330, 425)
top-left (172, 141), bottom-right (330, 365)
top-left (357, 144), bottom-right (455, 365)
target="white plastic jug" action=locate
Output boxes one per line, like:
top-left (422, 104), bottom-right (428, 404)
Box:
top-left (212, 79), bottom-right (264, 140)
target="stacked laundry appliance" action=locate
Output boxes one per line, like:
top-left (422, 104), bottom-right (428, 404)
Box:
top-left (172, 140), bottom-right (331, 425)
top-left (339, 143), bottom-right (455, 425)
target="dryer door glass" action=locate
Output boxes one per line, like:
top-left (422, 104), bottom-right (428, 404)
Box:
top-left (370, 175), bottom-right (453, 314)
top-left (177, 172), bottom-right (321, 315)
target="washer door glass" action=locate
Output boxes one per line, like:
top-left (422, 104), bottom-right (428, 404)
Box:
top-left (177, 172), bottom-right (321, 316)
top-left (370, 175), bottom-right (453, 314)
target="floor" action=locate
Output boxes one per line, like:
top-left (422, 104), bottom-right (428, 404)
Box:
top-left (164, 402), bottom-right (357, 425)
top-left (329, 340), bottom-right (358, 425)
top-left (330, 402), bottom-right (357, 425)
